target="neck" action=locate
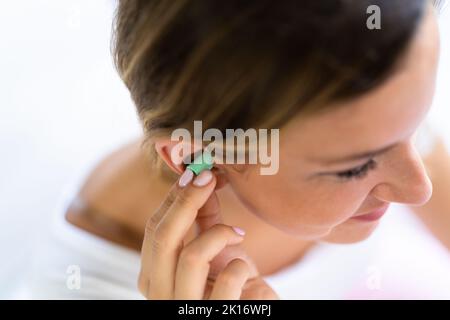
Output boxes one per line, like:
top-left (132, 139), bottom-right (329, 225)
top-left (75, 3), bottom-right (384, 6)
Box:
top-left (217, 185), bottom-right (315, 277)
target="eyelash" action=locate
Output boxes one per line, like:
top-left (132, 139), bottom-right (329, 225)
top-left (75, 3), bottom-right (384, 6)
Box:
top-left (334, 159), bottom-right (377, 181)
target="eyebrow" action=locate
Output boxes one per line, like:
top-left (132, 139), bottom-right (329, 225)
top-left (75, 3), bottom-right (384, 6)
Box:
top-left (309, 142), bottom-right (398, 165)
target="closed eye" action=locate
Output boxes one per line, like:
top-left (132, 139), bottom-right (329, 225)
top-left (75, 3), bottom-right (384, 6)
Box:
top-left (333, 159), bottom-right (377, 181)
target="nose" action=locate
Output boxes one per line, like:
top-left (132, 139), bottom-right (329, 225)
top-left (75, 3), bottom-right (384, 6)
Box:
top-left (370, 143), bottom-right (433, 206)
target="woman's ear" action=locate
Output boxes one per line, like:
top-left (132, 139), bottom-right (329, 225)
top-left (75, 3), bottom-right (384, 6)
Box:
top-left (155, 139), bottom-right (187, 175)
top-left (154, 138), bottom-right (204, 175)
top-left (155, 138), bottom-right (230, 190)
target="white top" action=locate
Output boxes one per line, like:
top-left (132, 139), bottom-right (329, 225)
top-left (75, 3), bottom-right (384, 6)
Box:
top-left (21, 121), bottom-right (450, 299)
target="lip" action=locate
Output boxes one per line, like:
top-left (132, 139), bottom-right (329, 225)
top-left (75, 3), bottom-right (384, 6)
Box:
top-left (351, 204), bottom-right (390, 222)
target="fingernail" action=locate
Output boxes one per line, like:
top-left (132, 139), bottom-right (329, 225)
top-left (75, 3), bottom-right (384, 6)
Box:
top-left (232, 226), bottom-right (246, 236)
top-left (192, 170), bottom-right (213, 187)
top-left (178, 169), bottom-right (194, 187)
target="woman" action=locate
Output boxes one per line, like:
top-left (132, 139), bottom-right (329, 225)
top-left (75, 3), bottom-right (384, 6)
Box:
top-left (28, 0), bottom-right (450, 299)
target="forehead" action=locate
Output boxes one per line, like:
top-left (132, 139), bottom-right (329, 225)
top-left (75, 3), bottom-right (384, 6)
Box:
top-left (281, 6), bottom-right (440, 161)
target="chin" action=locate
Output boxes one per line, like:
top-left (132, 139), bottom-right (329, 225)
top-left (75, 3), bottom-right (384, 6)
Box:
top-left (318, 219), bottom-right (381, 244)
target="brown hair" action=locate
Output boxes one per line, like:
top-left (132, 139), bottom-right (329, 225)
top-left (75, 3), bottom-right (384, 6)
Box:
top-left (111, 0), bottom-right (438, 180)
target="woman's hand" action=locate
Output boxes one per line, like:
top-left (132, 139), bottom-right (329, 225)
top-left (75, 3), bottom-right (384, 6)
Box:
top-left (138, 168), bottom-right (279, 299)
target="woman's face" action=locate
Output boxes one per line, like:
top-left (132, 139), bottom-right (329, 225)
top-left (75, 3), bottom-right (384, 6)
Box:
top-left (224, 6), bottom-right (441, 243)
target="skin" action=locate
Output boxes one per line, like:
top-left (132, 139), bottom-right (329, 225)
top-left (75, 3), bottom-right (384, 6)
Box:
top-left (67, 5), bottom-right (445, 299)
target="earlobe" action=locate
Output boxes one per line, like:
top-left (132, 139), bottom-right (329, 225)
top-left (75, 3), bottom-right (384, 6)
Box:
top-left (212, 165), bottom-right (229, 190)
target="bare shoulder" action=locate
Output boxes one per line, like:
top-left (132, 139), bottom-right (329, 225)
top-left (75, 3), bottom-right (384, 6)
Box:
top-left (65, 137), bottom-right (174, 250)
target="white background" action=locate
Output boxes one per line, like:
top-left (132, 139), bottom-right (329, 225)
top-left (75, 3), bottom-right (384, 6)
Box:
top-left (0, 0), bottom-right (449, 297)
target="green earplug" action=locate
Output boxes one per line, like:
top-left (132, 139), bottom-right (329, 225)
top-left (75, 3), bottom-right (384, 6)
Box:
top-left (186, 151), bottom-right (214, 175)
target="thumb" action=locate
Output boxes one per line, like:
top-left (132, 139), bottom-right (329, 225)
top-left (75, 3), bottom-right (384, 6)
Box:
top-left (195, 188), bottom-right (222, 233)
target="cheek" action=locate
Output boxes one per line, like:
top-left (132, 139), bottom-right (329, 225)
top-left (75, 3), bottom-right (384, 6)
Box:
top-left (283, 179), bottom-right (370, 227)
top-left (228, 169), bottom-right (372, 235)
